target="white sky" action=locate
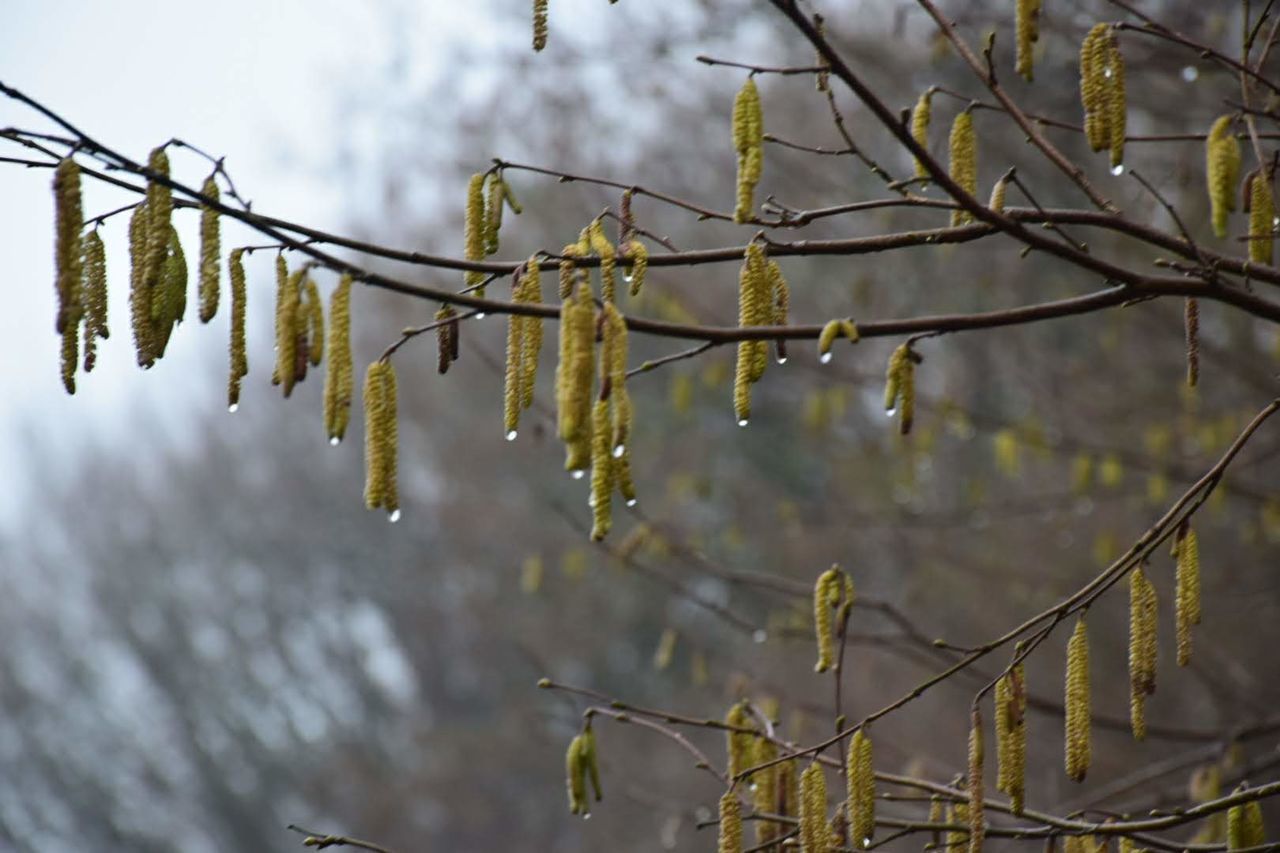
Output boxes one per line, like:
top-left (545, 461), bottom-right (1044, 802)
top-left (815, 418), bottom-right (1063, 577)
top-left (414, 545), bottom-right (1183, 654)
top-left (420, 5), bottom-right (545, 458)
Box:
top-left (0, 0), bottom-right (490, 525)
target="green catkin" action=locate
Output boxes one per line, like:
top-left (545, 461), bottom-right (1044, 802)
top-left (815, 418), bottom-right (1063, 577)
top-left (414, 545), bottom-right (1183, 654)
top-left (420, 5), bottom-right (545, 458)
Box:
top-left (1185, 297), bottom-right (1200, 387)
top-left (1207, 116), bottom-right (1241, 239)
top-left (589, 398), bottom-right (614, 541)
top-left (1015, 0), bottom-right (1040, 81)
top-left (556, 283), bottom-right (596, 472)
top-left (1175, 526), bottom-right (1201, 667)
top-left (725, 701), bottom-right (753, 780)
top-left (1080, 25), bottom-right (1110, 153)
top-left (152, 227), bottom-right (187, 360)
top-left (799, 763), bottom-right (828, 853)
top-left (520, 258), bottom-right (544, 410)
top-left (847, 729), bottom-right (875, 845)
top-left (587, 219), bottom-right (618, 304)
top-left (947, 799), bottom-right (970, 852)
top-left (732, 77), bottom-right (764, 223)
top-left (996, 664), bottom-right (1027, 814)
top-left (81, 229), bottom-right (108, 373)
top-left (1227, 789), bottom-right (1266, 850)
top-left (436, 305), bottom-right (457, 374)
top-left (303, 277), bottom-right (324, 366)
top-left (565, 734), bottom-right (587, 815)
top-left (1065, 616), bottom-right (1091, 783)
top-left (362, 360), bottom-right (399, 514)
top-left (625, 240), bottom-right (648, 297)
top-left (273, 265), bottom-right (302, 397)
top-left (911, 90), bottom-right (933, 179)
top-left (227, 249), bottom-right (248, 409)
top-left (752, 738), bottom-right (779, 847)
top-left (464, 173), bottom-right (487, 294)
top-left (53, 159), bottom-right (84, 393)
top-left (989, 176), bottom-right (1009, 213)
top-left (504, 276), bottom-right (526, 440)
top-left (817, 318), bottom-right (859, 362)
top-left (198, 176), bottom-right (221, 323)
top-left (732, 244), bottom-right (769, 424)
top-left (533, 0), bottom-right (548, 51)
top-left (1129, 565), bottom-right (1158, 740)
top-left (1250, 170), bottom-right (1274, 265)
top-left (969, 707), bottom-right (985, 853)
top-left (719, 792), bottom-right (743, 853)
top-left (949, 110), bottom-right (977, 226)
top-left (1107, 34), bottom-right (1127, 170)
top-left (885, 343), bottom-right (916, 435)
top-left (581, 725), bottom-right (603, 803)
top-left (769, 261), bottom-right (791, 364)
top-left (143, 148), bottom-right (173, 294)
top-left (813, 566), bottom-right (841, 673)
top-left (558, 246), bottom-right (579, 300)
top-left (485, 173), bottom-right (504, 256)
top-left (128, 202), bottom-right (154, 367)
top-left (324, 275), bottom-right (353, 442)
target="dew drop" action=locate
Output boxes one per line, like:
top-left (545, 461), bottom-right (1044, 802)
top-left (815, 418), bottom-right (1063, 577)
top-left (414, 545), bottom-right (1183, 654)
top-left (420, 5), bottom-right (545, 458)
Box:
top-left (1273, 216), bottom-right (1279, 228)
top-left (582, 813), bottom-right (592, 822)
top-left (475, 312), bottom-right (487, 320)
top-left (571, 469), bottom-right (586, 480)
top-left (820, 352), bottom-right (833, 364)
top-left (622, 271), bottom-right (634, 284)
top-left (329, 436), bottom-right (340, 446)
top-left (737, 418), bottom-right (749, 427)
top-left (1181, 65), bottom-right (1199, 82)
top-left (1103, 67), bottom-right (1113, 78)
top-left (612, 444), bottom-right (625, 459)
top-left (588, 495), bottom-right (596, 508)
top-left (1110, 164), bottom-right (1125, 176)
top-left (885, 407), bottom-right (897, 417)
top-left (388, 509), bottom-right (402, 523)
top-left (227, 404), bottom-right (239, 413)
top-left (625, 498), bottom-right (637, 507)
top-left (752, 629), bottom-right (768, 644)
top-left (505, 429), bottom-right (518, 441)
top-left (776, 356), bottom-right (788, 364)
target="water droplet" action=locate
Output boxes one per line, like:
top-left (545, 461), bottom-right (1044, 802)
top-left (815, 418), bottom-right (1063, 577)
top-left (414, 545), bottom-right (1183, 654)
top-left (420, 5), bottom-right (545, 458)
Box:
top-left (1103, 67), bottom-right (1113, 79)
top-left (862, 837), bottom-right (871, 849)
top-left (582, 813), bottom-right (592, 822)
top-left (737, 418), bottom-right (749, 427)
top-left (1181, 65), bottom-right (1199, 82)
top-left (505, 429), bottom-right (518, 441)
top-left (622, 271), bottom-right (634, 284)
top-left (748, 783), bottom-right (758, 793)
top-left (885, 407), bottom-right (897, 417)
top-left (571, 469), bottom-right (586, 480)
top-left (388, 509), bottom-right (402, 523)
top-left (819, 352), bottom-right (833, 364)
top-left (587, 495), bottom-right (596, 507)
top-left (1110, 164), bottom-right (1125, 176)
top-left (475, 312), bottom-right (487, 320)
top-left (752, 629), bottom-right (768, 644)
top-left (227, 404), bottom-right (239, 413)
top-left (329, 436), bottom-right (340, 446)
top-left (625, 498), bottom-right (637, 507)
top-left (776, 356), bottom-right (788, 364)
top-left (612, 444), bottom-right (625, 459)
top-left (1273, 216), bottom-right (1279, 228)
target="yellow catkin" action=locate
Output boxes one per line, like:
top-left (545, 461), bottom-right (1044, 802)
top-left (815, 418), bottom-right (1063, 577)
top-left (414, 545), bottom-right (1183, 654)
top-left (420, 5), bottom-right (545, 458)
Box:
top-left (752, 738), bottom-right (779, 847)
top-left (54, 159), bottom-right (84, 393)
top-left (1207, 116), bottom-right (1241, 239)
top-left (81, 229), bottom-right (108, 374)
top-left (719, 791), bottom-right (743, 853)
top-left (558, 246), bottom-right (579, 300)
top-left (989, 177), bottom-right (1009, 213)
top-left (949, 110), bottom-right (977, 225)
top-left (273, 264), bottom-right (302, 397)
top-left (435, 305), bottom-right (457, 374)
top-left (589, 398), bottom-right (614, 541)
top-left (151, 226), bottom-right (186, 360)
top-left (885, 343), bottom-right (916, 435)
top-left (1065, 616), bottom-right (1091, 783)
top-left (581, 725), bottom-right (603, 803)
top-left (1015, 0), bottom-right (1040, 81)
top-left (1129, 565), bottom-right (1158, 740)
top-left (733, 244), bottom-right (769, 424)
top-left (143, 147), bottom-right (173, 296)
top-left (732, 77), bottom-right (764, 223)
top-left (1250, 170), bottom-right (1274, 265)
top-left (227, 248), bottom-right (248, 408)
top-left (464, 173), bottom-right (487, 294)
top-left (324, 275), bottom-right (353, 442)
top-left (625, 240), bottom-right (648, 297)
top-left (1175, 526), bottom-right (1201, 667)
top-left (847, 729), bottom-right (875, 844)
top-left (814, 14), bottom-right (829, 92)
top-left (1107, 35), bottom-right (1127, 170)
top-left (565, 734), bottom-right (587, 815)
top-left (947, 798), bottom-right (970, 852)
top-left (996, 664), bottom-right (1026, 814)
top-left (362, 360), bottom-right (399, 515)
top-left (198, 176), bottom-right (221, 323)
top-left (813, 566), bottom-right (842, 673)
top-left (533, 0), bottom-right (549, 51)
top-left (1227, 789), bottom-right (1265, 850)
top-left (927, 795), bottom-right (943, 849)
top-left (725, 701), bottom-right (753, 780)
top-left (911, 90), bottom-right (933, 179)
top-left (969, 707), bottom-right (985, 853)
top-left (799, 763), bottom-right (827, 853)
top-left (303, 277), bottom-right (324, 366)
top-left (128, 202), bottom-right (154, 367)
top-left (504, 280), bottom-right (526, 441)
top-left (817, 318), bottom-right (859, 362)
top-left (485, 173), bottom-right (504, 256)
top-left (521, 258), bottom-right (543, 410)
top-left (1080, 25), bottom-right (1110, 152)
top-left (1185, 297), bottom-right (1200, 387)
top-left (556, 283), bottom-right (595, 472)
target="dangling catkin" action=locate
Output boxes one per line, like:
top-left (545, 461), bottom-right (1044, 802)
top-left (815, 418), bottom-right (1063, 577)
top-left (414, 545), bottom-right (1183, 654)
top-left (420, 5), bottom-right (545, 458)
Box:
top-left (949, 110), bottom-right (977, 226)
top-left (362, 360), bottom-right (399, 515)
top-left (565, 734), bottom-right (587, 815)
top-left (324, 275), bottom-right (353, 442)
top-left (847, 729), bottom-right (875, 844)
top-left (303, 277), bottom-right (324, 367)
top-left (1107, 34), bottom-right (1127, 170)
top-left (273, 262), bottom-right (302, 397)
top-left (533, 0), bottom-right (549, 51)
top-left (732, 77), bottom-right (764, 223)
top-left (1184, 297), bottom-right (1200, 387)
top-left (625, 240), bottom-right (648, 297)
top-left (227, 249), bottom-right (248, 408)
top-left (989, 177), bottom-right (1009, 213)
top-left (1015, 0), bottom-right (1040, 81)
top-left (504, 274), bottom-right (527, 440)
top-left (719, 791), bottom-right (743, 853)
top-left (968, 706), bottom-right (985, 853)
top-left (1065, 616), bottom-right (1091, 783)
top-left (813, 566), bottom-right (843, 673)
top-left (81, 229), bottom-right (108, 374)
top-left (911, 90), bottom-right (934, 179)
top-left (198, 176), bottom-right (221, 323)
top-left (752, 738), bottom-right (779, 847)
top-left (1174, 524), bottom-right (1201, 667)
top-left (996, 664), bottom-right (1026, 814)
top-left (1207, 116), bottom-right (1241, 239)
top-left (556, 282), bottom-right (595, 473)
top-left (464, 173), bottom-right (487, 295)
top-left (947, 798), bottom-right (970, 852)
top-left (581, 725), bottom-right (603, 803)
top-left (799, 763), bottom-right (827, 853)
top-left (1249, 169), bottom-right (1274, 265)
top-left (521, 258), bottom-right (543, 410)
top-left (53, 159), bottom-right (84, 393)
top-left (725, 701), bottom-right (753, 779)
top-left (128, 202), bottom-right (154, 367)
top-left (885, 343), bottom-right (916, 435)
top-left (589, 398), bottom-right (614, 541)
top-left (1080, 25), bottom-right (1109, 153)
top-left (485, 173), bottom-right (505, 257)
top-left (435, 305), bottom-right (457, 374)
top-left (1227, 788), bottom-right (1266, 850)
top-left (143, 147), bottom-right (173, 294)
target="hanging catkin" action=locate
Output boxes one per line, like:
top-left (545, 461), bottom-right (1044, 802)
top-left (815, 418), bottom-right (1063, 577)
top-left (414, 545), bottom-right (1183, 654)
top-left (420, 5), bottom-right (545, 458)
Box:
top-left (581, 725), bottom-right (603, 803)
top-left (1080, 25), bottom-right (1109, 153)
top-left (1206, 116), bottom-right (1241, 239)
top-left (733, 244), bottom-right (769, 424)
top-left (463, 173), bottom-right (487, 295)
top-left (719, 791), bottom-right (743, 853)
top-left (504, 273), bottom-right (527, 440)
top-left (799, 763), bottom-right (827, 853)
top-left (1107, 34), bottom-right (1127, 170)
top-left (1015, 0), bottom-right (1040, 81)
top-left (362, 360), bottom-right (399, 516)
top-left (732, 77), bottom-right (764, 223)
top-left (813, 566), bottom-right (841, 673)
top-left (324, 275), bottom-right (353, 443)
top-left (1184, 297), bottom-right (1200, 387)
top-left (1065, 616), bottom-right (1092, 783)
top-left (989, 177), bottom-right (1009, 213)
top-left (752, 738), bottom-right (779, 847)
top-left (884, 343), bottom-right (917, 435)
top-left (533, 0), bottom-right (549, 51)
top-left (1128, 564), bottom-right (1158, 740)
top-left (521, 258), bottom-right (543, 409)
top-left (556, 282), bottom-right (595, 474)
top-left (1227, 788), bottom-right (1267, 850)
top-left (725, 701), bottom-right (753, 779)
top-left (273, 262), bottom-right (302, 397)
top-left (996, 664), bottom-right (1026, 814)
top-left (81, 229), bottom-right (108, 374)
top-left (847, 729), bottom-right (875, 845)
top-left (143, 147), bottom-right (173, 294)
top-left (198, 176), bottom-right (221, 323)
top-left (128, 202), bottom-right (154, 367)
top-left (302, 276), bottom-right (324, 367)
top-left (565, 734), bottom-right (587, 815)
top-left (53, 158), bottom-right (84, 393)
top-left (227, 248), bottom-right (248, 409)
top-left (1249, 169), bottom-right (1274, 265)
top-left (911, 90), bottom-right (933, 179)
top-left (949, 110), bottom-right (977, 226)
top-left (968, 706), bottom-right (985, 853)
top-left (589, 398), bottom-right (614, 541)
top-left (1174, 524), bottom-right (1201, 667)
top-left (817, 319), bottom-right (859, 363)
top-left (624, 240), bottom-right (648, 297)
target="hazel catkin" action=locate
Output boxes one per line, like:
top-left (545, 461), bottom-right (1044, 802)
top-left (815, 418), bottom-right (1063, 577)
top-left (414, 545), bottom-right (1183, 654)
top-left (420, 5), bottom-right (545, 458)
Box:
top-left (996, 664), bottom-right (1026, 814)
top-left (1249, 169), bottom-right (1274, 265)
top-left (847, 729), bottom-right (875, 845)
top-left (565, 734), bottom-right (587, 815)
top-left (143, 147), bottom-right (173, 295)
top-left (719, 791), bottom-right (743, 853)
top-left (949, 110), bottom-right (977, 226)
top-left (884, 343), bottom-right (917, 435)
top-left (732, 77), bottom-right (764, 223)
top-left (54, 158), bottom-right (84, 393)
top-left (198, 176), bottom-right (221, 323)
top-left (799, 762), bottom-right (827, 853)
top-left (1174, 524), bottom-right (1201, 667)
top-left (324, 275), bottom-right (353, 443)
top-left (128, 202), bottom-right (154, 367)
top-left (1128, 564), bottom-right (1158, 740)
top-left (533, 0), bottom-right (549, 51)
top-left (464, 173), bottom-right (487, 295)
top-left (1015, 0), bottom-right (1040, 81)
top-left (363, 359), bottom-right (399, 516)
top-left (968, 706), bottom-right (985, 853)
top-left (1206, 115), bottom-right (1241, 239)
top-left (227, 248), bottom-right (248, 409)
top-left (589, 398), bottom-right (614, 541)
top-left (624, 240), bottom-right (648, 297)
top-left (911, 90), bottom-right (933, 179)
top-left (1065, 616), bottom-right (1091, 783)
top-left (725, 701), bottom-right (753, 780)
top-left (81, 229), bottom-right (109, 374)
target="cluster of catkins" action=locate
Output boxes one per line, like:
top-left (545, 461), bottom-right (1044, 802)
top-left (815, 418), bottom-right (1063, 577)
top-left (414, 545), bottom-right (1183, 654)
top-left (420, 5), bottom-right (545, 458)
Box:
top-left (732, 77), bottom-right (764, 223)
top-left (1079, 24), bottom-right (1127, 170)
top-left (732, 243), bottom-right (789, 425)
